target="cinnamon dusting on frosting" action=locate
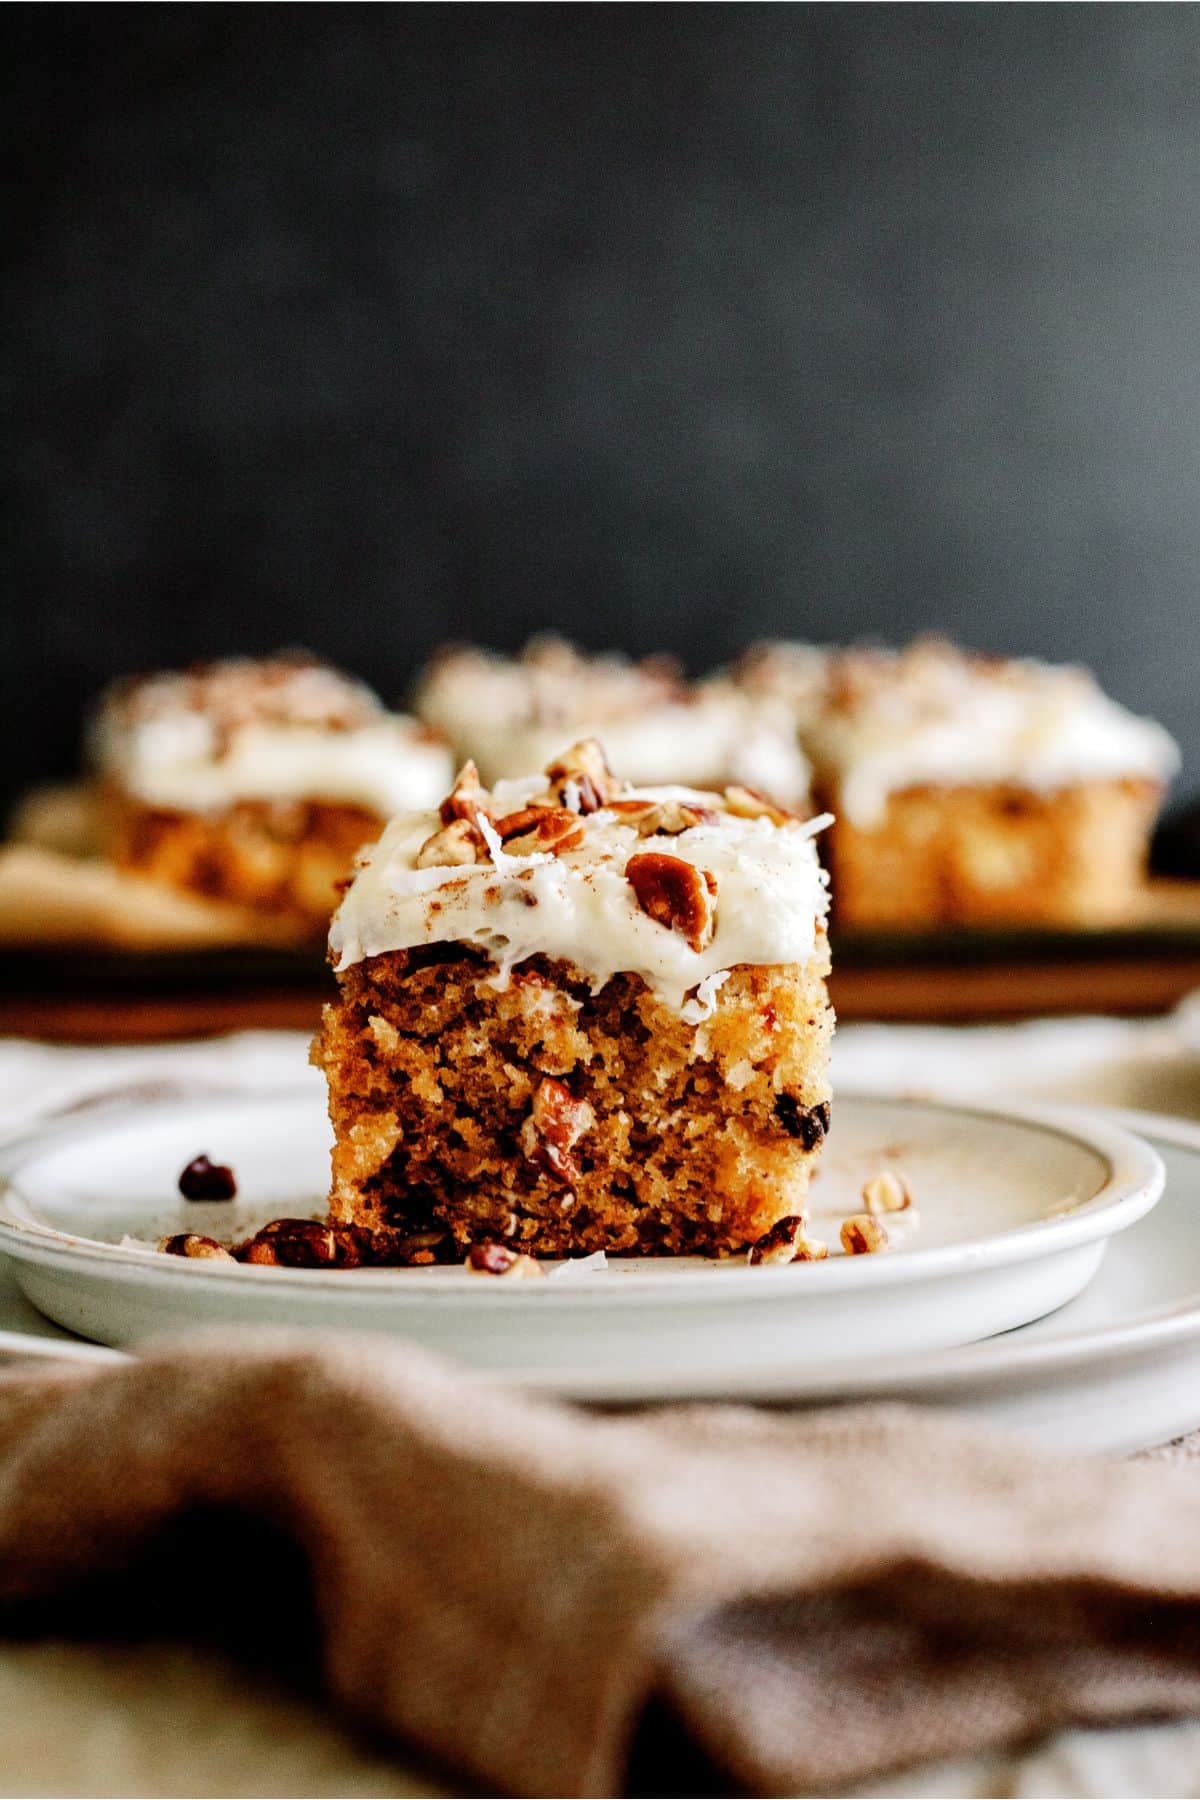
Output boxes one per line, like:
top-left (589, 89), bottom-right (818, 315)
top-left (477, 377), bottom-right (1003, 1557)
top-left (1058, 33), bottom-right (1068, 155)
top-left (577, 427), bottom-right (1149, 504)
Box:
top-left (734, 636), bottom-right (1179, 829)
top-left (94, 653), bottom-right (454, 816)
top-left (330, 739), bottom-right (831, 1015)
top-left (414, 636), bottom-right (811, 804)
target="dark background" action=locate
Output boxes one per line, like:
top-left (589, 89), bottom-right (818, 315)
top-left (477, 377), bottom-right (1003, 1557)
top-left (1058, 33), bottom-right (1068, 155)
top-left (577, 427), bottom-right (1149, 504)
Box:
top-left (5, 4), bottom-right (1200, 815)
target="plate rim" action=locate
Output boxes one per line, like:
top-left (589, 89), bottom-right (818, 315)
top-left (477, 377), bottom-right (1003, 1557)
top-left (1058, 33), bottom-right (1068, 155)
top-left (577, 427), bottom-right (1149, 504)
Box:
top-left (518, 1105), bottom-right (1200, 1400)
top-left (0, 1106), bottom-right (1197, 1402)
top-left (0, 1087), bottom-right (1164, 1304)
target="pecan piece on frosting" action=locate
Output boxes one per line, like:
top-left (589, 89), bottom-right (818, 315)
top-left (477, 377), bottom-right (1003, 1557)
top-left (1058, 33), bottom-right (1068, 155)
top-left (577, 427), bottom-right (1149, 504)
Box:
top-left (625, 851), bottom-right (717, 951)
top-left (415, 816), bottom-right (486, 868)
top-left (627, 799), bottom-right (719, 837)
top-left (723, 785), bottom-right (796, 827)
top-left (493, 806), bottom-right (585, 858)
top-left (439, 759), bottom-right (489, 826)
top-left (520, 1076), bottom-right (596, 1184)
top-left (543, 739), bottom-right (619, 814)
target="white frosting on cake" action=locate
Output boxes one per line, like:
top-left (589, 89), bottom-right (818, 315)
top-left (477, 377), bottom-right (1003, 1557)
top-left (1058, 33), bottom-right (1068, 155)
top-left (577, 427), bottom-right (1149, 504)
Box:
top-left (474, 704), bottom-right (811, 802)
top-left (330, 771), bottom-right (831, 1015)
top-left (415, 639), bottom-right (811, 804)
top-left (808, 644), bottom-right (1180, 829)
top-left (95, 656), bottom-right (454, 815)
top-left (733, 641), bottom-right (834, 723)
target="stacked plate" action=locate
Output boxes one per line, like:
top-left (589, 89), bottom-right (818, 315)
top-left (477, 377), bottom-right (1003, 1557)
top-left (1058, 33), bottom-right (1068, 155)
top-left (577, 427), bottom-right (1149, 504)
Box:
top-left (0, 1084), bottom-right (1196, 1454)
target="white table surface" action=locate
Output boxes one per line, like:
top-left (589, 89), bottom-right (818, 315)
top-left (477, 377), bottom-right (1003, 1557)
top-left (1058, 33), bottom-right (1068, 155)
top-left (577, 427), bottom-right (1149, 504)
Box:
top-left (1, 1015), bottom-right (1198, 1800)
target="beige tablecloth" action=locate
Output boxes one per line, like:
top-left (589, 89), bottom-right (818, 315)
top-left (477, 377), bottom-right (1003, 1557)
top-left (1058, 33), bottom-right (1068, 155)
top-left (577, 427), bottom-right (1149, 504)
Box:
top-left (1, 1014), bottom-right (1199, 1799)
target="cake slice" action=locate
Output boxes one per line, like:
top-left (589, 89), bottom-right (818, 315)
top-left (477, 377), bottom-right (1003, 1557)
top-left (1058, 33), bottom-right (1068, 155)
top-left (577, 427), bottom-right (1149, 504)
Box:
top-left (314, 741), bottom-right (833, 1260)
top-left (812, 641), bottom-right (1179, 928)
top-left (413, 634), bottom-right (811, 808)
top-left (736, 637), bottom-right (1179, 929)
top-left (93, 653), bottom-right (453, 934)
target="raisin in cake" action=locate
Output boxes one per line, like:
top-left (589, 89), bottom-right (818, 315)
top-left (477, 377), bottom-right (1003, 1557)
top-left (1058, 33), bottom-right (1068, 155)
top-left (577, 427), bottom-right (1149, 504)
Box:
top-left (314, 741), bottom-right (833, 1259)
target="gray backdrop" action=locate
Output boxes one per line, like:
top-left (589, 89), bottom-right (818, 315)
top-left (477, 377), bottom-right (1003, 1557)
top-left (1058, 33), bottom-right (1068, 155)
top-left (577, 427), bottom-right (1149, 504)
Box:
top-left (5, 4), bottom-right (1198, 811)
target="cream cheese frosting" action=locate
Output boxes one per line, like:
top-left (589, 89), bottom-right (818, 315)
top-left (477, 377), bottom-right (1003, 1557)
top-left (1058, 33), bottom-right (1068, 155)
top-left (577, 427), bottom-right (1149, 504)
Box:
top-left (807, 642), bottom-right (1180, 829)
top-left (95, 654), bottom-right (454, 816)
top-left (414, 637), bottom-right (811, 804)
top-left (732, 640), bottom-right (834, 724)
top-left (329, 750), bottom-right (831, 1016)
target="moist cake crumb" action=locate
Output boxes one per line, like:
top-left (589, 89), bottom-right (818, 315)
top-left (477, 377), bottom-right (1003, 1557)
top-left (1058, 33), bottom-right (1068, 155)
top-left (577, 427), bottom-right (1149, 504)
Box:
top-left (313, 740), bottom-right (835, 1259)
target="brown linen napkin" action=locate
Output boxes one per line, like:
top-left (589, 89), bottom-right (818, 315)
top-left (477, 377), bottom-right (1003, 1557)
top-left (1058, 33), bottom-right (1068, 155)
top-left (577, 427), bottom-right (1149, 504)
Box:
top-left (3, 1335), bottom-right (1200, 1798)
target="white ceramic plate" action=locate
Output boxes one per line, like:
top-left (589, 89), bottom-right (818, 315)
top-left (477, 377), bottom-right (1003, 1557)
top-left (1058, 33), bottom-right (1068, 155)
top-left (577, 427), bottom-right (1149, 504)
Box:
top-left (0, 1089), bottom-right (1161, 1388)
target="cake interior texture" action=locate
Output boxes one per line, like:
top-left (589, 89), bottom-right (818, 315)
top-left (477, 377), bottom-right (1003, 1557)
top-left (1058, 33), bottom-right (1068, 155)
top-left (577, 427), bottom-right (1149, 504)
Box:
top-left (106, 789), bottom-right (382, 933)
top-left (824, 776), bottom-right (1163, 928)
top-left (315, 940), bottom-right (833, 1259)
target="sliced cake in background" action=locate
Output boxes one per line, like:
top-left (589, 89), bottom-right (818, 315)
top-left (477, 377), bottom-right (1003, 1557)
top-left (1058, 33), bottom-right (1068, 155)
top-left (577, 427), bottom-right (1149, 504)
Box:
top-left (93, 652), bottom-right (453, 935)
top-left (412, 634), bottom-right (811, 809)
top-left (734, 637), bottom-right (1179, 929)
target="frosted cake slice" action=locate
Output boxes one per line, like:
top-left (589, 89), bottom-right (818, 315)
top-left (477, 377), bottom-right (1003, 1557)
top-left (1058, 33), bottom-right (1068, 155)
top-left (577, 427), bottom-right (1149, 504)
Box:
top-left (314, 740), bottom-right (834, 1259)
top-left (736, 637), bottom-right (1179, 928)
top-left (94, 652), bottom-right (453, 934)
top-left (413, 634), bottom-right (811, 809)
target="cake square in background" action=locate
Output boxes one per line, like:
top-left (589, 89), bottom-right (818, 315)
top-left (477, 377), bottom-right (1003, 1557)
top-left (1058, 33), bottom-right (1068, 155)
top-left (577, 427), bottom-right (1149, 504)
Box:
top-left (735, 637), bottom-right (1179, 928)
top-left (412, 634), bottom-right (811, 809)
top-left (92, 652), bottom-right (453, 935)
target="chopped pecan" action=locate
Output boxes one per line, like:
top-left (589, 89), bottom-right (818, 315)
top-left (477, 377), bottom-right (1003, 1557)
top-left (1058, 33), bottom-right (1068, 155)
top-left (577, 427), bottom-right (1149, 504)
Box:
top-left (493, 805), bottom-right (585, 857)
top-left (439, 759), bottom-right (489, 826)
top-left (626, 851), bottom-right (716, 951)
top-left (415, 816), bottom-right (486, 868)
top-left (466, 1242), bottom-right (544, 1279)
top-left (351, 1225), bottom-right (454, 1266)
top-left (791, 1233), bottom-right (829, 1262)
top-left (748, 1216), bottom-right (806, 1264)
top-left (520, 1076), bottom-right (595, 1184)
top-left (861, 1168), bottom-right (913, 1215)
top-left (543, 739), bottom-right (618, 814)
top-left (723, 785), bottom-right (796, 827)
top-left (158, 1233), bottom-right (236, 1261)
top-left (747, 1215), bottom-right (827, 1264)
top-left (774, 1096), bottom-right (831, 1149)
top-left (237, 1218), bottom-right (362, 1268)
top-left (627, 799), bottom-right (719, 837)
top-left (840, 1213), bottom-right (889, 1255)
top-left (493, 806), bottom-right (551, 839)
